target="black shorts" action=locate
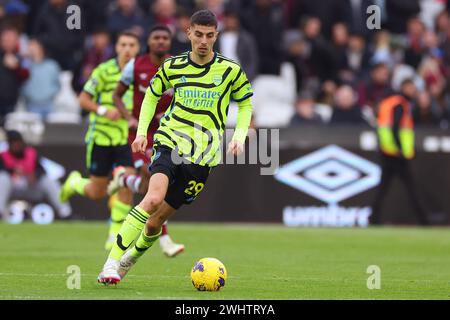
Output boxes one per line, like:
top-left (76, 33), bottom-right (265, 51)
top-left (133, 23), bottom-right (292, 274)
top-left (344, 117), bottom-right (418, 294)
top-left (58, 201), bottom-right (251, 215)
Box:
top-left (149, 146), bottom-right (211, 210)
top-left (87, 143), bottom-right (133, 176)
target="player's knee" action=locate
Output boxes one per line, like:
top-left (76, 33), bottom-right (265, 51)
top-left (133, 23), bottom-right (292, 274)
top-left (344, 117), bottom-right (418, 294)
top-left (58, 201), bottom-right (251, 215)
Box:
top-left (146, 194), bottom-right (164, 210)
top-left (89, 186), bottom-right (107, 200)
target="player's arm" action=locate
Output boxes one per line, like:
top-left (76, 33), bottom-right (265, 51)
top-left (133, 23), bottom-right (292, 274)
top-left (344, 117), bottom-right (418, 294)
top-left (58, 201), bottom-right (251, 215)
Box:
top-left (79, 68), bottom-right (121, 121)
top-left (228, 68), bottom-right (254, 156)
top-left (113, 59), bottom-right (137, 128)
top-left (133, 62), bottom-right (172, 153)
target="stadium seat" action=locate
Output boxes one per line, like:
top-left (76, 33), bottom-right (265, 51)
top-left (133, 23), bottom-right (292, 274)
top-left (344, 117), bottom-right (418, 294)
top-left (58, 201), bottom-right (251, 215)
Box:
top-left (4, 111), bottom-right (45, 144)
top-left (251, 62), bottom-right (297, 127)
top-left (52, 71), bottom-right (81, 122)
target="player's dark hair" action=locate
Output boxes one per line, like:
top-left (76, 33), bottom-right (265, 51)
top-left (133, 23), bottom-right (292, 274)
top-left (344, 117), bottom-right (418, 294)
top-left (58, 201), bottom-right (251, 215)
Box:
top-left (190, 10), bottom-right (218, 29)
top-left (117, 30), bottom-right (140, 43)
top-left (149, 24), bottom-right (172, 37)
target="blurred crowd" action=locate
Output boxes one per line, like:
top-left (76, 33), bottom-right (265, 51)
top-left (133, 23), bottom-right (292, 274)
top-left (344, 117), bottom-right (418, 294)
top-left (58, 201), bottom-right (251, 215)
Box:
top-left (1, 0), bottom-right (450, 129)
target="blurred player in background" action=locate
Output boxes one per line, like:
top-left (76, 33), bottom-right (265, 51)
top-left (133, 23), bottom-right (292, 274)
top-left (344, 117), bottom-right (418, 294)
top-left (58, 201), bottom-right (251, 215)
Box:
top-left (59, 32), bottom-right (140, 249)
top-left (98, 10), bottom-right (253, 285)
top-left (109, 25), bottom-right (184, 257)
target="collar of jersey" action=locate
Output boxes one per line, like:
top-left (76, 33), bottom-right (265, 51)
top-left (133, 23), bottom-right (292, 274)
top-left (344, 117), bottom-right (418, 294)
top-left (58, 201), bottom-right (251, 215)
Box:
top-left (187, 51), bottom-right (217, 69)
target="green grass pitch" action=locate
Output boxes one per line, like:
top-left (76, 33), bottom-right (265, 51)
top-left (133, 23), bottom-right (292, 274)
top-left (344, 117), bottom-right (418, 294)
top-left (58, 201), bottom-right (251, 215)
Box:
top-left (0, 222), bottom-right (449, 300)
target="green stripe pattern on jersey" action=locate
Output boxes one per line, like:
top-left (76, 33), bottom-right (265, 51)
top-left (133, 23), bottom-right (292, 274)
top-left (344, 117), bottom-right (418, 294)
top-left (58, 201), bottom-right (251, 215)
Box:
top-left (83, 58), bottom-right (134, 146)
top-left (138, 52), bottom-right (253, 166)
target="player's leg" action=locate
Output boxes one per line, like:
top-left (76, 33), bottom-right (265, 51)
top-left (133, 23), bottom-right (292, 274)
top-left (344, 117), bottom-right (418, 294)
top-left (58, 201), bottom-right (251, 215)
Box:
top-left (60, 143), bottom-right (112, 202)
top-left (119, 161), bottom-right (211, 270)
top-left (108, 150), bottom-right (185, 257)
top-left (118, 200), bottom-right (177, 279)
top-left (105, 146), bottom-right (137, 250)
top-left (98, 172), bottom-right (170, 284)
top-left (369, 155), bottom-right (395, 225)
top-left (398, 160), bottom-right (429, 225)
top-left (105, 166), bottom-right (136, 250)
top-left (37, 174), bottom-right (72, 218)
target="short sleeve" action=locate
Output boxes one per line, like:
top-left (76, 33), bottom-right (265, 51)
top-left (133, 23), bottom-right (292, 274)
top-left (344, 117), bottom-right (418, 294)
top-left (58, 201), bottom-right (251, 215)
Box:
top-left (148, 61), bottom-right (172, 97)
top-left (83, 66), bottom-right (103, 97)
top-left (231, 67), bottom-right (253, 102)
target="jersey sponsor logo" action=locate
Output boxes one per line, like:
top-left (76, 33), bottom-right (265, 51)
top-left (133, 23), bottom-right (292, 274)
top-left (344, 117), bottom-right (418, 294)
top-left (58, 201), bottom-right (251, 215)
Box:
top-left (177, 88), bottom-right (221, 109)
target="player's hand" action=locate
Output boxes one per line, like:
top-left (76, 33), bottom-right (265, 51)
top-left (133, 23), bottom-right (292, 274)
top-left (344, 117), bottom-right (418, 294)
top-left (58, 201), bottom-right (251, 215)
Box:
top-left (132, 135), bottom-right (148, 154)
top-left (128, 117), bottom-right (138, 130)
top-left (227, 140), bottom-right (244, 156)
top-left (105, 109), bottom-right (121, 121)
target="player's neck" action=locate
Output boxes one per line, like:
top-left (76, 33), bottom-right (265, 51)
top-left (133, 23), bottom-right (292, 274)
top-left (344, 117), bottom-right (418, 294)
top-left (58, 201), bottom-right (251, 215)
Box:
top-left (189, 51), bottom-right (215, 66)
top-left (117, 57), bottom-right (129, 70)
top-left (149, 53), bottom-right (165, 66)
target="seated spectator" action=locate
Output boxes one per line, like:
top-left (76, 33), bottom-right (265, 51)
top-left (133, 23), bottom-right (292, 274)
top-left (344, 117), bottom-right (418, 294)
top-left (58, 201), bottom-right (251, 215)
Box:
top-left (371, 30), bottom-right (396, 68)
top-left (290, 91), bottom-right (324, 126)
top-left (343, 33), bottom-right (371, 82)
top-left (32, 0), bottom-right (84, 72)
top-left (108, 0), bottom-right (150, 45)
top-left (302, 16), bottom-right (336, 83)
top-left (152, 0), bottom-right (177, 32)
top-left (21, 39), bottom-right (61, 119)
top-left (331, 23), bottom-right (351, 82)
top-left (413, 90), bottom-right (439, 126)
top-left (75, 29), bottom-right (113, 92)
top-left (241, 0), bottom-right (284, 75)
top-left (217, 8), bottom-right (259, 81)
top-left (330, 85), bottom-right (366, 125)
top-left (0, 25), bottom-right (29, 125)
top-left (384, 0), bottom-right (420, 34)
top-left (170, 8), bottom-right (192, 55)
top-left (0, 130), bottom-right (71, 219)
top-left (357, 62), bottom-right (393, 110)
top-left (404, 17), bottom-right (427, 69)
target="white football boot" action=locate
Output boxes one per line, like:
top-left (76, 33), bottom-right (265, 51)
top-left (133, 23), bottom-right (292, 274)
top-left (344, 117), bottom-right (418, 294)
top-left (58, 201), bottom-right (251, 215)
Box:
top-left (118, 250), bottom-right (137, 280)
top-left (160, 235), bottom-right (185, 257)
top-left (97, 258), bottom-right (121, 285)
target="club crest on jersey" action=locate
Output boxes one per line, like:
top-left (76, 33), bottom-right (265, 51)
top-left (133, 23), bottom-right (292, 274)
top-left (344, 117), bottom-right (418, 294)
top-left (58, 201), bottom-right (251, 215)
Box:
top-left (212, 75), bottom-right (222, 86)
top-left (179, 76), bottom-right (187, 83)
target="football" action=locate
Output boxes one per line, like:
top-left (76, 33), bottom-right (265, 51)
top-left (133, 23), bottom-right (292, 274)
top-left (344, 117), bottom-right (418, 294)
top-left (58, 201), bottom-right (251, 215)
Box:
top-left (191, 258), bottom-right (227, 291)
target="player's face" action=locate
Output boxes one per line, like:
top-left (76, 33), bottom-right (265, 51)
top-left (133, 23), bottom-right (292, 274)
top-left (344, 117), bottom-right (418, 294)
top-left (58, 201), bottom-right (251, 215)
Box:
top-left (148, 30), bottom-right (171, 57)
top-left (116, 35), bottom-right (140, 62)
top-left (187, 24), bottom-right (218, 58)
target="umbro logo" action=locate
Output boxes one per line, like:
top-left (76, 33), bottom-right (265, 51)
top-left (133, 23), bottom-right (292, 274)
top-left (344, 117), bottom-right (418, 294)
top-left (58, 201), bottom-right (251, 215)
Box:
top-left (275, 145), bottom-right (381, 204)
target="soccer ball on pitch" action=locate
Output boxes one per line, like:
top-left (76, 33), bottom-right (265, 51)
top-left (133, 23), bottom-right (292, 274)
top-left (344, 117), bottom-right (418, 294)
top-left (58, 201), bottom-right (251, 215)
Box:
top-left (191, 258), bottom-right (227, 291)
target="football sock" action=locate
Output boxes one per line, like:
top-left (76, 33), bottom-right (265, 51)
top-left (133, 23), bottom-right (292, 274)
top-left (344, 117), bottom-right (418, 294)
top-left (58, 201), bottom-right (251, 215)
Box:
top-left (109, 200), bottom-right (131, 238)
top-left (108, 206), bottom-right (149, 260)
top-left (72, 177), bottom-right (89, 196)
top-left (161, 221), bottom-right (168, 236)
top-left (122, 174), bottom-right (142, 194)
top-left (129, 226), bottom-right (161, 259)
